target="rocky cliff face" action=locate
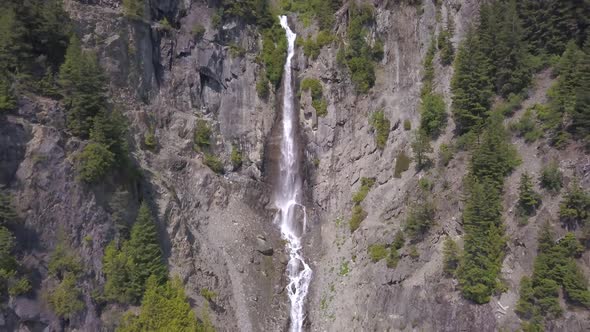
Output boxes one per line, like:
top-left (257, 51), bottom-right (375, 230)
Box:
top-left (1, 0), bottom-right (589, 331)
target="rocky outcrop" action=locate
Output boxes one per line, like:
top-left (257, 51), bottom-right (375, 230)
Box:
top-left (1, 0), bottom-right (589, 331)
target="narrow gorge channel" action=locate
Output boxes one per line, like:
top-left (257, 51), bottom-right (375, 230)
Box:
top-left (275, 16), bottom-right (312, 332)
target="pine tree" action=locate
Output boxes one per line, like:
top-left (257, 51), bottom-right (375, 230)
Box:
top-left (571, 38), bottom-right (590, 144)
top-left (451, 28), bottom-right (493, 134)
top-left (0, 187), bottom-right (16, 226)
top-left (47, 272), bottom-right (85, 319)
top-left (419, 93), bottom-right (447, 137)
top-left (559, 180), bottom-right (590, 229)
top-left (494, 0), bottom-right (531, 97)
top-left (470, 113), bottom-right (520, 189)
top-left (90, 109), bottom-right (128, 165)
top-left (125, 202), bottom-right (167, 301)
top-left (0, 75), bottom-right (16, 112)
top-left (517, 172), bottom-right (541, 216)
top-left (118, 275), bottom-right (202, 332)
top-left (442, 237), bottom-right (460, 276)
top-left (0, 6), bottom-right (25, 73)
top-left (59, 35), bottom-right (108, 138)
top-left (411, 129), bottom-right (433, 170)
top-left (103, 241), bottom-right (133, 303)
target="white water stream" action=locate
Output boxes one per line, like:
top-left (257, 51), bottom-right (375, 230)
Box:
top-left (275, 15), bottom-right (313, 332)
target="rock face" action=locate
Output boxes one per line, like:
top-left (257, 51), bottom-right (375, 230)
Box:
top-left (1, 0), bottom-right (589, 331)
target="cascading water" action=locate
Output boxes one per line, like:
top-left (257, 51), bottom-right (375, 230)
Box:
top-left (275, 15), bottom-right (313, 332)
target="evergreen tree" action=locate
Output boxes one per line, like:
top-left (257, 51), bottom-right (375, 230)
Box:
top-left (442, 237), bottom-right (460, 276)
top-left (102, 241), bottom-right (133, 303)
top-left (47, 272), bottom-right (85, 319)
top-left (571, 38), bottom-right (590, 144)
top-left (0, 188), bottom-right (16, 226)
top-left (0, 6), bottom-right (25, 73)
top-left (411, 129), bottom-right (433, 170)
top-left (90, 109), bottom-right (129, 165)
top-left (494, 0), bottom-right (531, 97)
top-left (118, 276), bottom-right (204, 332)
top-left (0, 75), bottom-right (16, 112)
top-left (59, 35), bottom-right (108, 138)
top-left (559, 180), bottom-right (590, 229)
top-left (457, 179), bottom-right (505, 304)
top-left (419, 93), bottom-right (447, 137)
top-left (470, 113), bottom-right (520, 190)
top-left (451, 28), bottom-right (493, 134)
top-left (76, 142), bottom-right (115, 183)
top-left (124, 202), bottom-right (167, 301)
top-left (517, 172), bottom-right (541, 216)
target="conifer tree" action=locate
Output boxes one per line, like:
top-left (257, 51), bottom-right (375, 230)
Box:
top-left (102, 241), bottom-right (133, 303)
top-left (470, 113), bottom-right (520, 189)
top-left (0, 188), bottom-right (16, 226)
top-left (0, 6), bottom-right (25, 73)
top-left (411, 129), bottom-right (433, 170)
top-left (118, 276), bottom-right (203, 332)
top-left (124, 202), bottom-right (167, 301)
top-left (572, 38), bottom-right (590, 144)
top-left (559, 180), bottom-right (590, 229)
top-left (442, 237), bottom-right (460, 276)
top-left (517, 172), bottom-right (541, 216)
top-left (494, 0), bottom-right (531, 97)
top-left (59, 35), bottom-right (108, 138)
top-left (451, 28), bottom-right (493, 134)
top-left (0, 75), bottom-right (16, 112)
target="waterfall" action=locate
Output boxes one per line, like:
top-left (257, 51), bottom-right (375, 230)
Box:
top-left (276, 15), bottom-right (313, 332)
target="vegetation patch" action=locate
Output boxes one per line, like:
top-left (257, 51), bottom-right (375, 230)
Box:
top-left (370, 111), bottom-right (391, 150)
top-left (367, 244), bottom-right (387, 262)
top-left (516, 224), bottom-right (590, 330)
top-left (349, 177), bottom-right (375, 231)
top-left (301, 78), bottom-right (328, 117)
top-left (394, 151), bottom-right (411, 178)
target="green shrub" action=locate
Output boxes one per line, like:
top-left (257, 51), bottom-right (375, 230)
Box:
top-left (204, 154), bottom-right (224, 174)
top-left (8, 277), bottom-right (30, 297)
top-left (338, 261), bottom-right (350, 276)
top-left (349, 205), bottom-right (366, 232)
top-left (370, 111), bottom-right (390, 150)
top-left (342, 3), bottom-right (377, 93)
top-left (559, 180), bottom-right (590, 228)
top-left (438, 27), bottom-right (454, 66)
top-left (439, 143), bottom-right (454, 167)
top-left (256, 74), bottom-right (269, 99)
top-left (122, 0), bottom-right (144, 19)
top-left (261, 23), bottom-right (288, 87)
top-left (386, 246), bottom-right (399, 268)
top-left (192, 24), bottom-right (205, 40)
top-left (368, 244), bottom-right (387, 262)
top-left (352, 177), bottom-right (375, 204)
top-left (0, 76), bottom-right (16, 113)
top-left (144, 129), bottom-right (157, 151)
top-left (392, 231), bottom-right (405, 250)
top-left (200, 288), bottom-right (217, 301)
top-left (539, 161), bottom-right (562, 193)
top-left (394, 151), bottom-right (410, 178)
top-left (229, 43), bottom-right (246, 57)
top-left (411, 130), bottom-right (433, 170)
top-left (231, 145), bottom-right (242, 170)
top-left (403, 119), bottom-right (411, 131)
top-left (76, 142), bottom-right (115, 183)
top-left (47, 273), bottom-right (85, 319)
top-left (420, 93), bottom-right (447, 137)
top-left (517, 172), bottom-right (541, 217)
top-left (405, 199), bottom-right (436, 239)
top-left (194, 120), bottom-right (212, 150)
top-left (409, 245), bottom-right (419, 259)
top-left (510, 108), bottom-right (542, 142)
top-left (442, 237), bottom-right (460, 276)
top-left (159, 18), bottom-right (172, 30)
top-left (301, 78), bottom-right (328, 117)
top-left (300, 32), bottom-right (335, 59)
